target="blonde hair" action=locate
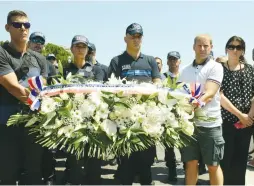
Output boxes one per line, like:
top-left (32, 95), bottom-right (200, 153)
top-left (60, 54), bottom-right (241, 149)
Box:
top-left (194, 34), bottom-right (213, 45)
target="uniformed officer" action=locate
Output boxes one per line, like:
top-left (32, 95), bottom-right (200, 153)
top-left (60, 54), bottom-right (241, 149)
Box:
top-left (28, 32), bottom-right (57, 77)
top-left (108, 23), bottom-right (161, 185)
top-left (0, 10), bottom-right (48, 185)
top-left (86, 42), bottom-right (108, 82)
top-left (63, 35), bottom-right (104, 185)
top-left (27, 31), bottom-right (58, 185)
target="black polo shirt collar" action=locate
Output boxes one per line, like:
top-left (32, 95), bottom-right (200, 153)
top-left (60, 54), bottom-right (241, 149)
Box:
top-left (3, 42), bottom-right (30, 58)
top-left (123, 51), bottom-right (144, 61)
top-left (192, 56), bottom-right (211, 67)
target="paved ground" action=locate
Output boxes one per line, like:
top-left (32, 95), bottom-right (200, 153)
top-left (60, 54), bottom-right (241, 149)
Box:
top-left (55, 140), bottom-right (254, 185)
top-left (99, 143), bottom-right (254, 185)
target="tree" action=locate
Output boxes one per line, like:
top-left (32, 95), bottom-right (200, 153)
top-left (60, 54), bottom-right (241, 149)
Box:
top-left (42, 43), bottom-right (72, 67)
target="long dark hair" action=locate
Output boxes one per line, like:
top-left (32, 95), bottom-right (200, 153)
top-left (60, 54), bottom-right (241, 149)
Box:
top-left (225, 36), bottom-right (246, 63)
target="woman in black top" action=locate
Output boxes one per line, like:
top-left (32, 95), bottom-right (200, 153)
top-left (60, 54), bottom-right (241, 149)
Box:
top-left (220, 36), bottom-right (254, 185)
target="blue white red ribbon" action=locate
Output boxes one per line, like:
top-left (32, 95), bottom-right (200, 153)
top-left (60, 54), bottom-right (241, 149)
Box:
top-left (27, 76), bottom-right (44, 110)
top-left (182, 82), bottom-right (205, 108)
top-left (27, 76), bottom-right (205, 111)
top-left (28, 76), bottom-right (44, 91)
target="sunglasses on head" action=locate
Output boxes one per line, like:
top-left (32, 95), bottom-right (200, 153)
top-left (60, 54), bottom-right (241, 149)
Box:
top-left (11, 22), bottom-right (31, 29)
top-left (31, 38), bottom-right (45, 45)
top-left (227, 45), bottom-right (243, 51)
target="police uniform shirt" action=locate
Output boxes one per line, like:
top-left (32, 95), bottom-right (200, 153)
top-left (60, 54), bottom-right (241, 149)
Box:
top-left (108, 51), bottom-right (161, 82)
top-left (47, 60), bottom-right (57, 77)
top-left (95, 61), bottom-right (108, 81)
top-left (63, 61), bottom-right (104, 81)
top-left (0, 42), bottom-right (48, 124)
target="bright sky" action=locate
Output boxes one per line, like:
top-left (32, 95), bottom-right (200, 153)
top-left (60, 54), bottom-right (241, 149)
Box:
top-left (1, 1), bottom-right (254, 72)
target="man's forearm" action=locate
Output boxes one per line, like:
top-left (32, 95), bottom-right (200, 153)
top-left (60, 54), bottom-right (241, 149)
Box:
top-left (7, 84), bottom-right (29, 103)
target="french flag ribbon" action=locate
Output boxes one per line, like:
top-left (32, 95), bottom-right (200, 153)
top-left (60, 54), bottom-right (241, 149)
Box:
top-left (27, 89), bottom-right (41, 111)
top-left (182, 82), bottom-right (205, 108)
top-left (27, 76), bottom-right (44, 110)
top-left (28, 76), bottom-right (44, 91)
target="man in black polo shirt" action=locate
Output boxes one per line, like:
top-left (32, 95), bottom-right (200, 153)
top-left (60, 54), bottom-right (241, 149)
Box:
top-left (0, 10), bottom-right (48, 184)
top-left (63, 35), bottom-right (103, 185)
top-left (28, 32), bottom-right (57, 77)
top-left (108, 23), bottom-right (161, 185)
top-left (86, 42), bottom-right (108, 82)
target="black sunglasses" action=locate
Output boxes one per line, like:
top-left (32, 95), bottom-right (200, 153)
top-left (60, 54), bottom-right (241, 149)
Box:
top-left (47, 57), bottom-right (56, 60)
top-left (11, 22), bottom-right (31, 29)
top-left (227, 45), bottom-right (243, 51)
top-left (31, 38), bottom-right (45, 45)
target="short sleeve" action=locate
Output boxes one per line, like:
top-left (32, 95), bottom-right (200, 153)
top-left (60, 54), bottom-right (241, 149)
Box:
top-left (0, 47), bottom-right (14, 76)
top-left (47, 61), bottom-right (57, 76)
top-left (207, 62), bottom-right (223, 86)
top-left (107, 58), bottom-right (118, 79)
top-left (93, 65), bottom-right (104, 81)
top-left (149, 57), bottom-right (161, 79)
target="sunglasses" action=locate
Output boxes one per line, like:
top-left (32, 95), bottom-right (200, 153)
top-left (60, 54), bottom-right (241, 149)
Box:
top-left (31, 38), bottom-right (45, 45)
top-left (47, 57), bottom-right (56, 60)
top-left (227, 45), bottom-right (243, 51)
top-left (11, 22), bottom-right (31, 29)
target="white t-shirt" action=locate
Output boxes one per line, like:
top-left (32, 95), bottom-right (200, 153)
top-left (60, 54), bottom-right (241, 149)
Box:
top-left (178, 58), bottom-right (223, 128)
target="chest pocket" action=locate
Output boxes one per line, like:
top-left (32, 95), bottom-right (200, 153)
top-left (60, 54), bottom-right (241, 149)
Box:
top-left (78, 66), bottom-right (94, 79)
top-left (18, 55), bottom-right (41, 88)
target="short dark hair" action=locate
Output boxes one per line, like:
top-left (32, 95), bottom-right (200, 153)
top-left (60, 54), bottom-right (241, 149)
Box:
top-left (7, 10), bottom-right (28, 24)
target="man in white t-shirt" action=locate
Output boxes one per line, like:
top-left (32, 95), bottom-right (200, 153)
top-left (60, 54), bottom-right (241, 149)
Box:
top-left (178, 34), bottom-right (224, 185)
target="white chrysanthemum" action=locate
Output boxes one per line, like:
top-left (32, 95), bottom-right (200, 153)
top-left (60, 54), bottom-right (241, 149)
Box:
top-left (59, 93), bottom-right (69, 100)
top-left (41, 97), bottom-right (58, 113)
top-left (101, 119), bottom-right (117, 137)
top-left (71, 110), bottom-right (83, 124)
top-left (79, 100), bottom-right (96, 118)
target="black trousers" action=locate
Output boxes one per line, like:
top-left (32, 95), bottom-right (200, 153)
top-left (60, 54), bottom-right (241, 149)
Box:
top-left (41, 149), bottom-right (56, 183)
top-left (118, 146), bottom-right (156, 185)
top-left (220, 122), bottom-right (252, 185)
top-left (0, 125), bottom-right (44, 185)
top-left (165, 146), bottom-right (177, 178)
top-left (0, 125), bottom-right (23, 185)
top-left (64, 146), bottom-right (102, 185)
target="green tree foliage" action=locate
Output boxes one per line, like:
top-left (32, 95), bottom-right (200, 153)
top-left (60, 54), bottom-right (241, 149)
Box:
top-left (42, 43), bottom-right (72, 67)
